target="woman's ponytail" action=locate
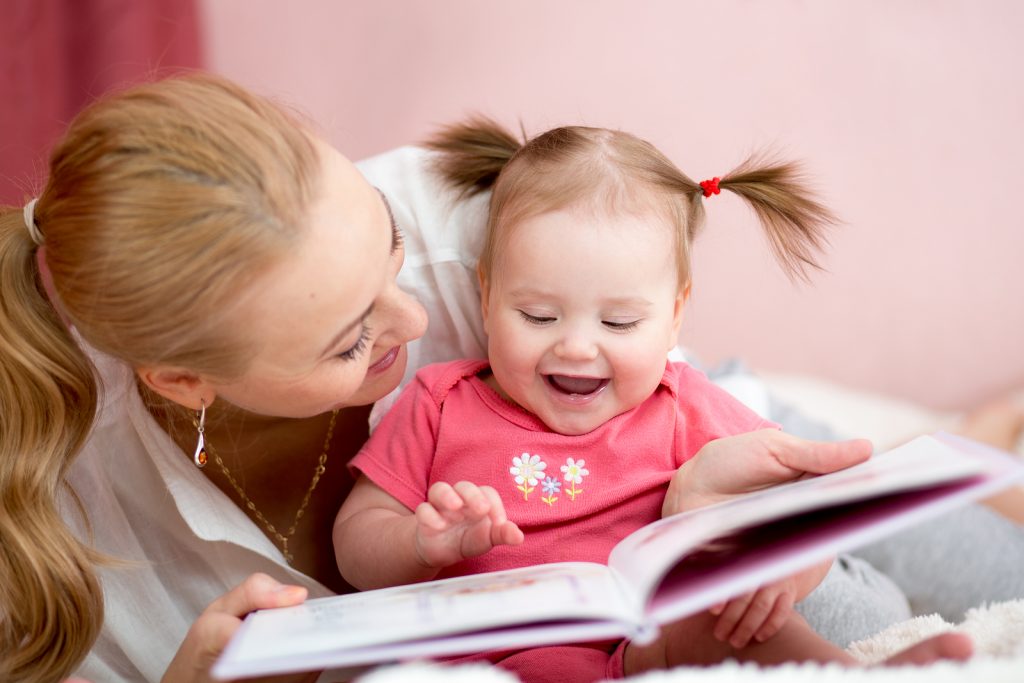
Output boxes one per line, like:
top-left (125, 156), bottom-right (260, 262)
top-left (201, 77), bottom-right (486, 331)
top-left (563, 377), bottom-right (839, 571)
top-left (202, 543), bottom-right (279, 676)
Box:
top-left (716, 154), bottom-right (836, 281)
top-left (0, 206), bottom-right (103, 682)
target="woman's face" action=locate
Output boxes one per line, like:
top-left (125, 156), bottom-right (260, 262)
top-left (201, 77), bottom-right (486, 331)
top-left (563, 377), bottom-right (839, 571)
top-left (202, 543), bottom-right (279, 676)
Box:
top-left (208, 140), bottom-right (427, 418)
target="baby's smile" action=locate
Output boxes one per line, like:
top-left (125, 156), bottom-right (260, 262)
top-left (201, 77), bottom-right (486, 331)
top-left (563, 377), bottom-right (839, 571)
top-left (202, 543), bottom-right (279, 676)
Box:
top-left (544, 374), bottom-right (610, 398)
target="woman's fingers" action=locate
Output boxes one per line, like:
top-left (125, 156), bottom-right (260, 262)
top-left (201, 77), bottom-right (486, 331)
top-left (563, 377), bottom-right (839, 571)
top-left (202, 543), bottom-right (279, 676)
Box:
top-left (183, 612), bottom-right (248, 674)
top-left (769, 433), bottom-right (873, 476)
top-left (666, 430), bottom-right (875, 517)
top-left (164, 573), bottom-right (308, 682)
top-left (203, 572), bottom-right (307, 619)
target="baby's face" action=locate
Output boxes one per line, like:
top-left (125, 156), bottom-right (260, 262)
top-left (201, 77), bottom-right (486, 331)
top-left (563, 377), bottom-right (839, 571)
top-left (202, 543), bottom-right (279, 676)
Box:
top-left (481, 207), bottom-right (686, 435)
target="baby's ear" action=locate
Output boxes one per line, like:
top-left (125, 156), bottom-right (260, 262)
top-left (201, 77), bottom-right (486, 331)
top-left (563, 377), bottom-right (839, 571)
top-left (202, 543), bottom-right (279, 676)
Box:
top-left (670, 282), bottom-right (691, 346)
top-left (478, 265), bottom-right (492, 324)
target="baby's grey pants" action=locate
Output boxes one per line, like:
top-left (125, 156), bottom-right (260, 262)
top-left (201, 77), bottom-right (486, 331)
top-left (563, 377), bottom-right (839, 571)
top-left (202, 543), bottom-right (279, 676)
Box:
top-left (796, 503), bottom-right (1024, 646)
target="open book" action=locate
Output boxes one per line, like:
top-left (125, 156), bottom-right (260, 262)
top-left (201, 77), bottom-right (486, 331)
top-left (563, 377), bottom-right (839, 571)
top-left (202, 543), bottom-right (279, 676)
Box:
top-left (214, 432), bottom-right (1024, 680)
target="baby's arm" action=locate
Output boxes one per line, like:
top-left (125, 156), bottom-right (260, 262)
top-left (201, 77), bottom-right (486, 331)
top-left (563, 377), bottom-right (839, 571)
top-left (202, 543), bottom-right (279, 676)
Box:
top-left (334, 475), bottom-right (524, 590)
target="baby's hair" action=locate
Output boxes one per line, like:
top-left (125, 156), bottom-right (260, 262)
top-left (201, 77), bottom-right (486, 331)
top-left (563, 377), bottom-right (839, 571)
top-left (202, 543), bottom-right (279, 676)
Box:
top-left (426, 116), bottom-right (836, 286)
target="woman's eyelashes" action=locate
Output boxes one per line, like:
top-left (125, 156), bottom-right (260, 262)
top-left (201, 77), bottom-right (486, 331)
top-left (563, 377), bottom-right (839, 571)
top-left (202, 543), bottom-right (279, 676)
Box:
top-left (376, 188), bottom-right (404, 255)
top-left (337, 325), bottom-right (372, 361)
top-left (391, 222), bottom-right (404, 253)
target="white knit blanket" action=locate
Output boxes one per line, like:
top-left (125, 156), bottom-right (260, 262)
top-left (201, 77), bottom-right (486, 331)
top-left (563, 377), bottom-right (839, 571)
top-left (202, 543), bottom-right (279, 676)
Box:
top-left (355, 582), bottom-right (1024, 683)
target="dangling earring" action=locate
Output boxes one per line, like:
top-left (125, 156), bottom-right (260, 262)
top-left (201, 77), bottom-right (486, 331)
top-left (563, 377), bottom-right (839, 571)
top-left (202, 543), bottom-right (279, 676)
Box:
top-left (193, 400), bottom-right (208, 468)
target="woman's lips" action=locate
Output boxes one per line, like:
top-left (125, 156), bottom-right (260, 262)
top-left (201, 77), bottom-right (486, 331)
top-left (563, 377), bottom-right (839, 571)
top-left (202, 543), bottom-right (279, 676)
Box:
top-left (368, 346), bottom-right (400, 373)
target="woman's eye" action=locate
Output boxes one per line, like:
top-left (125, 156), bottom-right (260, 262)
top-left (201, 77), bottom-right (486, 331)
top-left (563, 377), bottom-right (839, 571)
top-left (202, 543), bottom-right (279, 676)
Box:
top-left (603, 320), bottom-right (641, 332)
top-left (518, 311), bottom-right (556, 325)
top-left (337, 325), bottom-right (371, 361)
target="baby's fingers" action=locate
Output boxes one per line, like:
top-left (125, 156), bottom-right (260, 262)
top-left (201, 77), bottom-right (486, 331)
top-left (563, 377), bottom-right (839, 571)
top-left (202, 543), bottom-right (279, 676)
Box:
top-left (726, 591), bottom-right (777, 648)
top-left (479, 486), bottom-right (510, 523)
top-left (477, 485), bottom-right (523, 546)
top-left (415, 501), bottom-right (449, 532)
top-left (754, 591), bottom-right (794, 643)
top-left (452, 481), bottom-right (492, 517)
top-left (494, 520), bottom-right (524, 547)
top-left (712, 593), bottom-right (752, 642)
top-left (426, 481), bottom-right (464, 513)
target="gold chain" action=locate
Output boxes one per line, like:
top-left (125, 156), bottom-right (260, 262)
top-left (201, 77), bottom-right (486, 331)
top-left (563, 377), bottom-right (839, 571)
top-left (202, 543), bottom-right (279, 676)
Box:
top-left (193, 409), bottom-right (339, 565)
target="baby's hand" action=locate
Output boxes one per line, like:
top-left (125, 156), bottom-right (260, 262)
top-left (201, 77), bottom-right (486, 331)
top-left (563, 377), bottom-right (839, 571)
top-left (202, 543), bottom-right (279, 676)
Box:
top-left (709, 576), bottom-right (798, 648)
top-left (414, 481), bottom-right (524, 569)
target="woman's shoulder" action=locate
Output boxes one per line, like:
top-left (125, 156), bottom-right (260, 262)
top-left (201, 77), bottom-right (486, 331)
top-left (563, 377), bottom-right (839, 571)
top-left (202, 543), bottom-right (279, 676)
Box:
top-left (355, 146), bottom-right (490, 262)
top-left (68, 332), bottom-right (137, 431)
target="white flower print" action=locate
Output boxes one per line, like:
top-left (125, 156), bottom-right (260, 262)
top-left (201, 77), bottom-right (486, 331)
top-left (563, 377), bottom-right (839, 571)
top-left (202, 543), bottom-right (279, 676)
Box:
top-left (510, 453), bottom-right (547, 500)
top-left (560, 458), bottom-right (589, 484)
top-left (560, 457), bottom-right (589, 500)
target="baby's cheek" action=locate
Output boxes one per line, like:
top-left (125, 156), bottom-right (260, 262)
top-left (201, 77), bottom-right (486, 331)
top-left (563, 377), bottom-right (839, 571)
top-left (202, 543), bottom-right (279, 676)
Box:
top-left (615, 359), bottom-right (666, 407)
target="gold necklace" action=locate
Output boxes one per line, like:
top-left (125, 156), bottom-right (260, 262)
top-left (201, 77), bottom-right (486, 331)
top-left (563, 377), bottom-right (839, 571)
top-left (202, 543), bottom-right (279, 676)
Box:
top-left (194, 409), bottom-right (339, 565)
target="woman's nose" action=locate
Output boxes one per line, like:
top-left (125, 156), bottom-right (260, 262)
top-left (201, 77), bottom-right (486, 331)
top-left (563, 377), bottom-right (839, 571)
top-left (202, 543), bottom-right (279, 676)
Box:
top-left (376, 282), bottom-right (428, 347)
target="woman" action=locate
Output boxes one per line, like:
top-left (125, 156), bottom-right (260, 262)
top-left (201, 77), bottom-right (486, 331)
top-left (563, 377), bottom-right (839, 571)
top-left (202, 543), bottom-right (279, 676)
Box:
top-left (0, 73), bottom-right (969, 683)
top-left (2, 74), bottom-right (430, 682)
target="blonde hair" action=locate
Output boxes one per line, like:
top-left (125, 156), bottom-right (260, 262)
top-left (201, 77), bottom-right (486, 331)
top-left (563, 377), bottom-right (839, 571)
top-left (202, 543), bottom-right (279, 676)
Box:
top-left (426, 116), bottom-right (836, 287)
top-left (0, 73), bottom-right (318, 681)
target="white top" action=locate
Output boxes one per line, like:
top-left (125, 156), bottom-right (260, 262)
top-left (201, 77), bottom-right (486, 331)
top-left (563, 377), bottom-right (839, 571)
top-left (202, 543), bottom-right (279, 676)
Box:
top-left (67, 147), bottom-right (491, 681)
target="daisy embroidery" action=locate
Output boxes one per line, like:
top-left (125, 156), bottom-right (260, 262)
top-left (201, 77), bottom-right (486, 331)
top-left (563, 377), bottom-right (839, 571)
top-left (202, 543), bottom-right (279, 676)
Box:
top-left (540, 476), bottom-right (561, 507)
top-left (560, 457), bottom-right (589, 501)
top-left (510, 453), bottom-right (547, 500)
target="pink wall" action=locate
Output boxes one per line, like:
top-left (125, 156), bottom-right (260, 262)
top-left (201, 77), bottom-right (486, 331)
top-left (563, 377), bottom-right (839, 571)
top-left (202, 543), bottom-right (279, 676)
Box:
top-left (202, 1), bottom-right (1024, 410)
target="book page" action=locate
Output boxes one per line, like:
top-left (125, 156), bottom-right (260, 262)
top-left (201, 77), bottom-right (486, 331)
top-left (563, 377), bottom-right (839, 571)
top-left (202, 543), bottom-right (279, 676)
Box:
top-left (214, 562), bottom-right (634, 679)
top-left (608, 433), bottom-right (1022, 619)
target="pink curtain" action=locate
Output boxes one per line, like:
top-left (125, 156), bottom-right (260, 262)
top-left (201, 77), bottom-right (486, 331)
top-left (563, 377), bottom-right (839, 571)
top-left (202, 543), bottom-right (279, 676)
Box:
top-left (0, 0), bottom-right (203, 206)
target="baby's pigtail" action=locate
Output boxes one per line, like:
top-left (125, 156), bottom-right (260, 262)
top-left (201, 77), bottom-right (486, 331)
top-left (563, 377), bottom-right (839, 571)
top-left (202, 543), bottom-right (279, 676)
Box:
top-left (424, 115), bottom-right (523, 198)
top-left (717, 153), bottom-right (837, 281)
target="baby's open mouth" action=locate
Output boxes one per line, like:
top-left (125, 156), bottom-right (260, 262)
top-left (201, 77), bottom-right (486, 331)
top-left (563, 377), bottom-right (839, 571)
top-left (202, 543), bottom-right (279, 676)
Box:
top-left (544, 375), bottom-right (609, 396)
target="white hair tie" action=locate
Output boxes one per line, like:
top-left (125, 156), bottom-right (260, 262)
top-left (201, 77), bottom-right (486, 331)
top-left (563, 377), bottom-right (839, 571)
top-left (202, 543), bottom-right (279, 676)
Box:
top-left (23, 198), bottom-right (43, 245)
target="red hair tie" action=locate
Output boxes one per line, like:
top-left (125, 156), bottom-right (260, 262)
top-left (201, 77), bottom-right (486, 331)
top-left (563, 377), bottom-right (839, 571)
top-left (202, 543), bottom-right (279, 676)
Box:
top-left (699, 177), bottom-right (721, 198)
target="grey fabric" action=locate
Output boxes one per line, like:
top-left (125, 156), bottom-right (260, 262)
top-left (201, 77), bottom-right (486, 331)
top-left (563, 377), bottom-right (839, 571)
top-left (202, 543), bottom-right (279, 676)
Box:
top-left (798, 505), bottom-right (1024, 646)
top-left (854, 504), bottom-right (1024, 622)
top-left (796, 554), bottom-right (912, 647)
top-left (704, 358), bottom-right (1024, 647)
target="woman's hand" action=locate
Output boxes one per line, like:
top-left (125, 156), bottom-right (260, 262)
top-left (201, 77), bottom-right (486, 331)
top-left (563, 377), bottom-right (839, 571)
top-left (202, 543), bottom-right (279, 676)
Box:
top-left (664, 429), bottom-right (873, 517)
top-left (161, 573), bottom-right (315, 683)
top-left (415, 481), bottom-right (524, 569)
